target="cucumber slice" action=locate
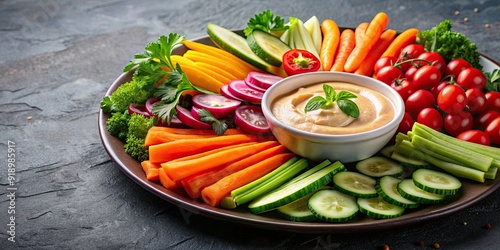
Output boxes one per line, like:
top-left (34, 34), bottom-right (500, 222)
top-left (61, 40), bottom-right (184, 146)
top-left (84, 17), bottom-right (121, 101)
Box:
top-left (380, 145), bottom-right (396, 158)
top-left (355, 156), bottom-right (403, 178)
top-left (357, 196), bottom-right (405, 219)
top-left (333, 171), bottom-right (378, 198)
top-left (248, 161), bottom-right (345, 214)
top-left (375, 176), bottom-right (419, 209)
top-left (397, 179), bottom-right (446, 204)
top-left (390, 151), bottom-right (430, 169)
top-left (412, 168), bottom-right (462, 195)
top-left (247, 30), bottom-right (290, 66)
top-left (308, 189), bottom-right (358, 223)
top-left (277, 186), bottom-right (329, 222)
top-left (207, 23), bottom-right (283, 75)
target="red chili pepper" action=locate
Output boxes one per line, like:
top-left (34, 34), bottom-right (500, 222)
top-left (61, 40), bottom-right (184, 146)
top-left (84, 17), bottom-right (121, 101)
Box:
top-left (282, 49), bottom-right (321, 76)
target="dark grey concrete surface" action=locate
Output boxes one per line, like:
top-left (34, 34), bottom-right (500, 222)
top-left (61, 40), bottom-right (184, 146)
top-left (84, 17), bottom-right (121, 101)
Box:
top-left (0, 0), bottom-right (499, 249)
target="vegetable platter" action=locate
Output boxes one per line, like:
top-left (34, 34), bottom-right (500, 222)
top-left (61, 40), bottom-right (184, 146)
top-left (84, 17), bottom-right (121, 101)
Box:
top-left (98, 12), bottom-right (500, 233)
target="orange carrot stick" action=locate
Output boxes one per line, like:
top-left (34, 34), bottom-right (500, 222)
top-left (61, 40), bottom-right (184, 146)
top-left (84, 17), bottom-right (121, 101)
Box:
top-left (162, 141), bottom-right (280, 181)
top-left (381, 28), bottom-right (419, 58)
top-left (330, 29), bottom-right (355, 72)
top-left (141, 161), bottom-right (160, 181)
top-left (144, 127), bottom-right (246, 147)
top-left (354, 29), bottom-right (397, 76)
top-left (319, 19), bottom-right (340, 71)
top-left (181, 144), bottom-right (289, 198)
top-left (355, 22), bottom-right (369, 45)
top-left (148, 134), bottom-right (272, 163)
top-left (158, 167), bottom-right (182, 189)
top-left (201, 152), bottom-right (295, 207)
top-left (168, 142), bottom-right (256, 163)
top-left (344, 12), bottom-right (390, 72)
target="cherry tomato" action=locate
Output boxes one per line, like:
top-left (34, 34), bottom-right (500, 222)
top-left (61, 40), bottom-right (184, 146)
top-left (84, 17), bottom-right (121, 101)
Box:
top-left (405, 89), bottom-right (435, 119)
top-left (404, 66), bottom-right (419, 82)
top-left (412, 65), bottom-right (442, 90)
top-left (417, 108), bottom-right (443, 131)
top-left (485, 116), bottom-right (500, 145)
top-left (485, 91), bottom-right (500, 112)
top-left (398, 112), bottom-right (414, 134)
top-left (431, 81), bottom-right (449, 100)
top-left (437, 84), bottom-right (467, 114)
top-left (417, 52), bottom-right (446, 76)
top-left (465, 88), bottom-right (487, 115)
top-left (456, 68), bottom-right (486, 90)
top-left (398, 44), bottom-right (425, 72)
top-left (375, 65), bottom-right (402, 85)
top-left (282, 49), bottom-right (321, 76)
top-left (456, 130), bottom-right (490, 146)
top-left (391, 79), bottom-right (414, 101)
top-left (443, 111), bottom-right (474, 137)
top-left (474, 110), bottom-right (500, 131)
top-left (445, 58), bottom-right (472, 78)
top-left (374, 56), bottom-right (397, 75)
top-left (234, 105), bottom-right (271, 134)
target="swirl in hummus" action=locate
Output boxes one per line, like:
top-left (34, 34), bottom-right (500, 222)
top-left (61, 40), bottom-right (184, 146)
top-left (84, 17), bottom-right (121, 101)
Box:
top-left (271, 82), bottom-right (395, 135)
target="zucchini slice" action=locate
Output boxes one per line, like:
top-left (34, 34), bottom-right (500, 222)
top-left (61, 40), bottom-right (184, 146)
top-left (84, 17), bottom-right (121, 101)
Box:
top-left (308, 189), bottom-right (358, 223)
top-left (357, 196), bottom-right (405, 219)
top-left (412, 168), bottom-right (462, 195)
top-left (375, 176), bottom-right (419, 209)
top-left (247, 30), bottom-right (290, 66)
top-left (333, 171), bottom-right (378, 198)
top-left (397, 179), bottom-right (446, 204)
top-left (356, 156), bottom-right (404, 178)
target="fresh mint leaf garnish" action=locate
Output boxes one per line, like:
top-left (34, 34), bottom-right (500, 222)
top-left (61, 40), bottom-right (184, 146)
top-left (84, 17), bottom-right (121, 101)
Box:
top-left (304, 84), bottom-right (359, 118)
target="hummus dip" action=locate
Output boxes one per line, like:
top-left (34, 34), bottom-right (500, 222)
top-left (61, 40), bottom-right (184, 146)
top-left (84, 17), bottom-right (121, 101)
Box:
top-left (271, 82), bottom-right (395, 135)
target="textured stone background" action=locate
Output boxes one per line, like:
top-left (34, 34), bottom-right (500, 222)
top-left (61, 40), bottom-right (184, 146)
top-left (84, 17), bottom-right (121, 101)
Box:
top-left (0, 0), bottom-right (499, 249)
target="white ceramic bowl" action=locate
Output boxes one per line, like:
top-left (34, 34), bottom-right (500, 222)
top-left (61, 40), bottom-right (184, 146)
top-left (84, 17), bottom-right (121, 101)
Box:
top-left (261, 71), bottom-right (405, 163)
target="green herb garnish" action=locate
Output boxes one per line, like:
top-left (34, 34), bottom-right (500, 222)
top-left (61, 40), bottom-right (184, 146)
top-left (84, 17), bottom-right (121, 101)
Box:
top-left (304, 84), bottom-right (360, 118)
top-left (244, 10), bottom-right (289, 37)
top-left (197, 108), bottom-right (229, 136)
top-left (484, 69), bottom-right (500, 92)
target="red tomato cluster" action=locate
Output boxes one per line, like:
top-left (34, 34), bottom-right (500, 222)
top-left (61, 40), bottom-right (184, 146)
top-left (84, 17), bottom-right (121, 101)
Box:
top-left (374, 44), bottom-right (500, 146)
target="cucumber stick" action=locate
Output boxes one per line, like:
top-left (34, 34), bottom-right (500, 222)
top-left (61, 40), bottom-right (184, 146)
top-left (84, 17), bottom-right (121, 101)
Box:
top-left (247, 30), bottom-right (290, 67)
top-left (308, 189), bottom-right (358, 222)
top-left (248, 160), bottom-right (345, 214)
top-left (206, 23), bottom-right (284, 76)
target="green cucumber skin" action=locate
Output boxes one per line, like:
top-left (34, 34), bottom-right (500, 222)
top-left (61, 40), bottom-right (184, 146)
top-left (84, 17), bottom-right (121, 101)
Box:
top-left (412, 169), bottom-right (462, 196)
top-left (333, 171), bottom-right (378, 198)
top-left (248, 161), bottom-right (345, 214)
top-left (397, 179), bottom-right (446, 204)
top-left (357, 197), bottom-right (405, 219)
top-left (308, 189), bottom-right (359, 223)
top-left (375, 177), bottom-right (419, 209)
top-left (247, 30), bottom-right (290, 67)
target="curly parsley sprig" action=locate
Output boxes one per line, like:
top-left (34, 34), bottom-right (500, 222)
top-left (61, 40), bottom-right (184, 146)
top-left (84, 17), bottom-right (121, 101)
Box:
top-left (304, 84), bottom-right (360, 118)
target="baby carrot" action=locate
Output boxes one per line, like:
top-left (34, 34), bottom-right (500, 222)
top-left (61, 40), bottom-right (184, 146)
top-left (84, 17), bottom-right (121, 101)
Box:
top-left (201, 152), bottom-right (295, 207)
top-left (162, 141), bottom-right (280, 181)
top-left (381, 28), bottom-right (419, 58)
top-left (344, 12), bottom-right (389, 72)
top-left (330, 29), bottom-right (355, 72)
top-left (355, 22), bottom-right (369, 45)
top-left (158, 167), bottom-right (182, 189)
top-left (319, 19), bottom-right (340, 71)
top-left (354, 29), bottom-right (397, 76)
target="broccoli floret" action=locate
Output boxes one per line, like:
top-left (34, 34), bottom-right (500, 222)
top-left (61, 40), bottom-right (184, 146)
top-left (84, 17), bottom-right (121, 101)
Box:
top-left (124, 135), bottom-right (149, 162)
top-left (416, 20), bottom-right (481, 69)
top-left (106, 111), bottom-right (131, 141)
top-left (128, 113), bottom-right (156, 139)
top-left (100, 76), bottom-right (155, 114)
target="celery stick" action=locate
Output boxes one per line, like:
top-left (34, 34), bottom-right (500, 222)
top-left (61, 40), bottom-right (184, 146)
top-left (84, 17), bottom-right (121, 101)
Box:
top-left (231, 157), bottom-right (298, 198)
top-left (234, 158), bottom-right (309, 206)
top-left (414, 123), bottom-right (500, 162)
top-left (395, 140), bottom-right (485, 183)
top-left (411, 135), bottom-right (492, 172)
top-left (485, 167), bottom-right (498, 180)
top-left (220, 196), bottom-right (237, 209)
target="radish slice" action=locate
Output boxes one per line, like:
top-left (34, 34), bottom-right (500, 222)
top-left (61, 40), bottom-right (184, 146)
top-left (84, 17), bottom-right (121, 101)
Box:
top-left (234, 105), bottom-right (271, 134)
top-left (175, 105), bottom-right (212, 130)
top-left (128, 103), bottom-right (151, 118)
top-left (244, 78), bottom-right (268, 92)
top-left (145, 97), bottom-right (161, 115)
top-left (245, 71), bottom-right (283, 90)
top-left (228, 80), bottom-right (264, 104)
top-left (220, 85), bottom-right (246, 102)
top-left (190, 106), bottom-right (202, 120)
top-left (192, 94), bottom-right (241, 119)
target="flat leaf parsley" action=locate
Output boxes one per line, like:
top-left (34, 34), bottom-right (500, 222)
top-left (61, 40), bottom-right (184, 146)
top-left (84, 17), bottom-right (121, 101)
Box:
top-left (304, 84), bottom-right (360, 118)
